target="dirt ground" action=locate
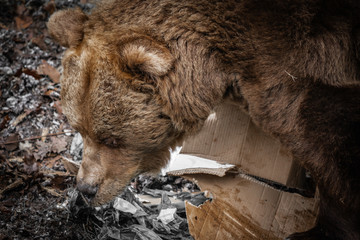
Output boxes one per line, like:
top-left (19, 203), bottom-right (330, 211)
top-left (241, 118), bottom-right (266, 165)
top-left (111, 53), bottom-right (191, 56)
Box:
top-left (0, 1), bottom-right (204, 239)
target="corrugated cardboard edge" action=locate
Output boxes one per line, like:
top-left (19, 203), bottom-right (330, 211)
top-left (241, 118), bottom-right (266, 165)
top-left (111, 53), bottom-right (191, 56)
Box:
top-left (167, 162), bottom-right (296, 194)
top-left (167, 166), bottom-right (238, 177)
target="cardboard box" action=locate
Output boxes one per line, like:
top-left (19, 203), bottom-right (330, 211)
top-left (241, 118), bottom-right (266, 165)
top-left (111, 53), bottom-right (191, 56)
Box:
top-left (167, 102), bottom-right (319, 239)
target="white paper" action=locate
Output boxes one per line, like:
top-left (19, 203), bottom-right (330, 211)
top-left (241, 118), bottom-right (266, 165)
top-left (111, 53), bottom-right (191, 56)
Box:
top-left (157, 208), bottom-right (177, 224)
top-left (162, 147), bottom-right (235, 175)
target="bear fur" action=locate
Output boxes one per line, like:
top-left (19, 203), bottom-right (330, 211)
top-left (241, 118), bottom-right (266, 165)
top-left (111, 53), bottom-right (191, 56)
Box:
top-left (47, 0), bottom-right (360, 239)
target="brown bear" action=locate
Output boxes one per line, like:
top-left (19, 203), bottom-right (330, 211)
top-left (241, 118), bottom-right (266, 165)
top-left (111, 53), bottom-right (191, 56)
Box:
top-left (47, 0), bottom-right (360, 239)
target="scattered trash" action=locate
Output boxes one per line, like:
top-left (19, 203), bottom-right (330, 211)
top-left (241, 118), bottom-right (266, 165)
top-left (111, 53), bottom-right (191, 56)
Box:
top-left (131, 224), bottom-right (162, 240)
top-left (0, 1), bottom-right (205, 239)
top-left (113, 197), bottom-right (138, 214)
top-left (157, 208), bottom-right (177, 225)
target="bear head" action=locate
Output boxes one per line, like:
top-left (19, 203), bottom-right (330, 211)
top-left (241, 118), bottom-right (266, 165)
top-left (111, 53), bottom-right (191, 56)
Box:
top-left (47, 9), bottom-right (184, 205)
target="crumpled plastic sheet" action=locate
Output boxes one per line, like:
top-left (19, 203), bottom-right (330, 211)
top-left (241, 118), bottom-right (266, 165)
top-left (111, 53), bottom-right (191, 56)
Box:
top-left (150, 193), bottom-right (186, 235)
top-left (113, 198), bottom-right (138, 214)
top-left (64, 176), bottom-right (199, 239)
top-left (130, 224), bottom-right (162, 240)
top-left (143, 187), bottom-right (209, 206)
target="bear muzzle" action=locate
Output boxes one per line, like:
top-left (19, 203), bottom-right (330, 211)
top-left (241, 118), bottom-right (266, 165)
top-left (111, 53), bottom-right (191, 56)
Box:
top-left (76, 179), bottom-right (99, 203)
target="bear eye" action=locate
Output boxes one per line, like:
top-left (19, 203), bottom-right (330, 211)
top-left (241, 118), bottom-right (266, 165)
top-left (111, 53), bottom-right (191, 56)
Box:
top-left (103, 137), bottom-right (124, 148)
top-left (158, 113), bottom-right (170, 119)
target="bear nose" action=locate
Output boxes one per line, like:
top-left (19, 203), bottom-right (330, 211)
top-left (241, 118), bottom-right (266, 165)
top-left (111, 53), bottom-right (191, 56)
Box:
top-left (76, 181), bottom-right (98, 202)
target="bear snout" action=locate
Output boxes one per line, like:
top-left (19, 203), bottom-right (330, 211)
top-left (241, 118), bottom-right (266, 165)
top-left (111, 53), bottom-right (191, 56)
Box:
top-left (76, 180), bottom-right (99, 202)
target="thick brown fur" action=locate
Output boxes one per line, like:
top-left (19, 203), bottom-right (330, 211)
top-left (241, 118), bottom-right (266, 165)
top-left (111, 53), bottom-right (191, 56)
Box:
top-left (47, 0), bottom-right (360, 239)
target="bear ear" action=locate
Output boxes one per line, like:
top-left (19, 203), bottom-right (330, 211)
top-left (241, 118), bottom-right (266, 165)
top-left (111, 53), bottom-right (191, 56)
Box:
top-left (47, 8), bottom-right (88, 48)
top-left (120, 39), bottom-right (174, 77)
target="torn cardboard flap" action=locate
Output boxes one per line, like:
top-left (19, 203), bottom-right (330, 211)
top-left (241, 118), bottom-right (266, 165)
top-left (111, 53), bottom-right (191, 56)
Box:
top-left (166, 154), bottom-right (318, 239)
top-left (180, 102), bottom-right (303, 187)
top-left (168, 102), bottom-right (319, 239)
